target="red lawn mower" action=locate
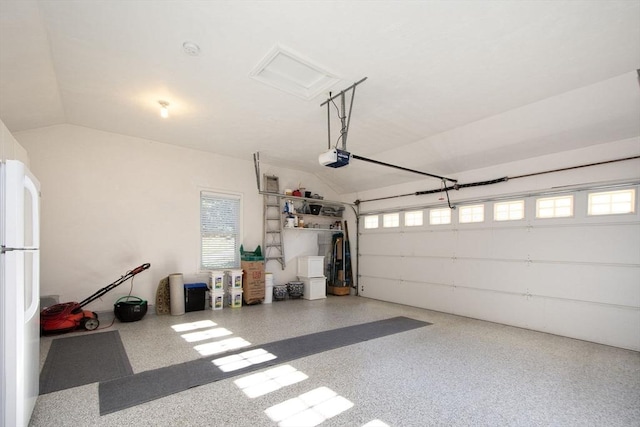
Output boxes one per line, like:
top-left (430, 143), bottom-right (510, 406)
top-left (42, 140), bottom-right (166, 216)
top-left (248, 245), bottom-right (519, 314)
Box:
top-left (40, 263), bottom-right (150, 335)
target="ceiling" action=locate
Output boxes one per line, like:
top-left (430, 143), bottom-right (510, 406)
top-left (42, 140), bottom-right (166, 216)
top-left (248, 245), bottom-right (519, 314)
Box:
top-left (1, 1), bottom-right (639, 194)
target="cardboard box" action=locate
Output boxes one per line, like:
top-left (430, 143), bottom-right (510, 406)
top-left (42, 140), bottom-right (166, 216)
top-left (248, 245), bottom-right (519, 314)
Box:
top-left (241, 260), bottom-right (265, 304)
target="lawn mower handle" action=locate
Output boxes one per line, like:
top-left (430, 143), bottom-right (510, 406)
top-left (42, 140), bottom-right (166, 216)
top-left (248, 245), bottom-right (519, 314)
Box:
top-left (131, 263), bottom-right (151, 275)
top-left (77, 262), bottom-right (151, 309)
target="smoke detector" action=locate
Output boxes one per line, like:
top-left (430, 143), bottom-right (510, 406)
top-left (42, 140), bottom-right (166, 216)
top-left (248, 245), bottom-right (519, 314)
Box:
top-left (182, 41), bottom-right (201, 56)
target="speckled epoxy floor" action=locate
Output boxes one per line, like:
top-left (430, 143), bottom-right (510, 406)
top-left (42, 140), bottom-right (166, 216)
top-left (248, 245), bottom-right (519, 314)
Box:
top-left (31, 296), bottom-right (640, 427)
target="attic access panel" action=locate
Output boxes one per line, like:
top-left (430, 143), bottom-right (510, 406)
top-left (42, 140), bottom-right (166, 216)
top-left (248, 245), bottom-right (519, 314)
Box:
top-left (249, 45), bottom-right (340, 100)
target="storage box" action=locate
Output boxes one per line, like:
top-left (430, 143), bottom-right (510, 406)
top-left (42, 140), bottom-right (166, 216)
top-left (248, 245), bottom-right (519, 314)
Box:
top-left (299, 276), bottom-right (327, 300)
top-left (209, 270), bottom-right (225, 292)
top-left (241, 260), bottom-right (265, 304)
top-left (226, 289), bottom-right (243, 308)
top-left (297, 256), bottom-right (324, 277)
top-left (184, 283), bottom-right (208, 312)
top-left (208, 292), bottom-right (224, 310)
top-left (226, 269), bottom-right (243, 289)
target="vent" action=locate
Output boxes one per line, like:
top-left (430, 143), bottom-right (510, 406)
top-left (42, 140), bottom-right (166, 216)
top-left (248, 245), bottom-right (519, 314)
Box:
top-left (249, 45), bottom-right (340, 100)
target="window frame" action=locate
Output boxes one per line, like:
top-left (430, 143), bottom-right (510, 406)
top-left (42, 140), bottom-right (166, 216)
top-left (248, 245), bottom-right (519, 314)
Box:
top-left (429, 208), bottom-right (452, 225)
top-left (404, 210), bottom-right (424, 227)
top-left (200, 190), bottom-right (242, 270)
top-left (587, 189), bottom-right (636, 216)
top-left (494, 200), bottom-right (525, 221)
top-left (536, 195), bottom-right (574, 219)
top-left (383, 213), bottom-right (400, 228)
top-left (363, 215), bottom-right (379, 229)
top-left (459, 204), bottom-right (485, 224)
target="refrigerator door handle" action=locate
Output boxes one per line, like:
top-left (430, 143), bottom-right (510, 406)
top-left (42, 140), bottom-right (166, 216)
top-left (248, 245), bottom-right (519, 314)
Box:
top-left (24, 171), bottom-right (40, 248)
top-left (24, 250), bottom-right (39, 321)
top-left (24, 172), bottom-right (40, 321)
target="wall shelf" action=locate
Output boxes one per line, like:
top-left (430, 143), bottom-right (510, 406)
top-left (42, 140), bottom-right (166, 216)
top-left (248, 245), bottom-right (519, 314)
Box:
top-left (284, 227), bottom-right (343, 232)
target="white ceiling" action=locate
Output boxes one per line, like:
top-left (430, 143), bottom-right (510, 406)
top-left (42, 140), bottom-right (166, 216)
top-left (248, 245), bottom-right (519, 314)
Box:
top-left (1, 1), bottom-right (639, 194)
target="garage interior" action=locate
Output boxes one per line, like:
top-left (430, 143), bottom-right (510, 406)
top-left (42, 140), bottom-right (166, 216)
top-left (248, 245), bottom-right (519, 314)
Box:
top-left (1, 1), bottom-right (639, 426)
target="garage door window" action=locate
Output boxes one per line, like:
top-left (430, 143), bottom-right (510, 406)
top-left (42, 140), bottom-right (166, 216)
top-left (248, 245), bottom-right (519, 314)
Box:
top-left (588, 189), bottom-right (635, 216)
top-left (429, 208), bottom-right (451, 225)
top-left (404, 211), bottom-right (423, 227)
top-left (494, 200), bottom-right (525, 221)
top-left (536, 195), bottom-right (573, 218)
top-left (459, 204), bottom-right (484, 223)
top-left (364, 215), bottom-right (379, 229)
top-left (383, 213), bottom-right (400, 228)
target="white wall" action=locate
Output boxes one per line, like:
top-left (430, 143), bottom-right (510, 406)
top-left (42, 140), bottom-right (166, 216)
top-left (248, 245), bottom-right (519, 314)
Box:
top-left (347, 137), bottom-right (640, 350)
top-left (15, 124), bottom-right (339, 311)
top-left (0, 119), bottom-right (29, 164)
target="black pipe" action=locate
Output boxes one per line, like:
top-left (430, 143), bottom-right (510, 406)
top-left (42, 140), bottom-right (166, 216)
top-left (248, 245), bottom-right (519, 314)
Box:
top-left (356, 155), bottom-right (639, 205)
top-left (352, 154), bottom-right (458, 183)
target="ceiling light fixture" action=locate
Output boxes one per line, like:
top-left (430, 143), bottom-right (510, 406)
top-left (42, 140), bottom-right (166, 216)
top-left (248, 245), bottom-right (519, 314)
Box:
top-left (158, 100), bottom-right (169, 118)
top-left (182, 41), bottom-right (201, 56)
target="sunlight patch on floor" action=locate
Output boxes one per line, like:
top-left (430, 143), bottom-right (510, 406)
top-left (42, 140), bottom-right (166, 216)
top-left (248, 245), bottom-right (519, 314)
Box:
top-left (264, 386), bottom-right (354, 427)
top-left (234, 364), bottom-right (308, 398)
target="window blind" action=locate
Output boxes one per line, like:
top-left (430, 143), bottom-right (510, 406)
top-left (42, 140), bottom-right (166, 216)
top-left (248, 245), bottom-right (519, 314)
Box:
top-left (200, 191), bottom-right (241, 269)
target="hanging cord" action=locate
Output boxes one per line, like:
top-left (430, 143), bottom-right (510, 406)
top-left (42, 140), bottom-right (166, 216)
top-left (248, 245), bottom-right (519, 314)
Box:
top-left (444, 184), bottom-right (455, 210)
top-left (96, 273), bottom-right (136, 331)
top-left (330, 96), bottom-right (345, 149)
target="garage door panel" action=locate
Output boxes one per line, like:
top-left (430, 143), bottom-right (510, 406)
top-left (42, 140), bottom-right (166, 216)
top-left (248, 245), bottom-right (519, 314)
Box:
top-left (409, 230), bottom-right (457, 257)
top-left (359, 233), bottom-right (405, 256)
top-left (528, 224), bottom-right (640, 264)
top-left (541, 298), bottom-right (640, 350)
top-left (527, 263), bottom-right (640, 307)
top-left (401, 257), bottom-right (453, 284)
top-left (455, 229), bottom-right (493, 258)
top-left (451, 287), bottom-right (538, 329)
top-left (491, 227), bottom-right (531, 259)
top-left (359, 255), bottom-right (403, 279)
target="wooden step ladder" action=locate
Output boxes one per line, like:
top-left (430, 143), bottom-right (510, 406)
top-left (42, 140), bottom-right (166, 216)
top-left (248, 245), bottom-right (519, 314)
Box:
top-left (263, 175), bottom-right (285, 269)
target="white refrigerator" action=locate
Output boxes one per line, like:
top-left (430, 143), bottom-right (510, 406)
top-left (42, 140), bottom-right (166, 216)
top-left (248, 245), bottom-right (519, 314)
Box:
top-left (1, 160), bottom-right (40, 427)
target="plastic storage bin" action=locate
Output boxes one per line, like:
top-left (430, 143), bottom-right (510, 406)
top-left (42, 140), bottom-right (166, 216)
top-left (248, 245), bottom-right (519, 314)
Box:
top-left (184, 283), bottom-right (208, 312)
top-left (297, 256), bottom-right (325, 277)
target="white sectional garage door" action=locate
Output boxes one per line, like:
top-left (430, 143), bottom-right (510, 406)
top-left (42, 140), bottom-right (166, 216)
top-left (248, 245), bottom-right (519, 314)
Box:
top-left (358, 186), bottom-right (640, 350)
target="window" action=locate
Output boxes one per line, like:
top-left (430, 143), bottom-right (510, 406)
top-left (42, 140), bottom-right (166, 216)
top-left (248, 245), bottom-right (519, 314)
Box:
top-left (459, 204), bottom-right (484, 223)
top-left (429, 208), bottom-right (451, 225)
top-left (363, 215), bottom-right (379, 229)
top-left (536, 195), bottom-right (573, 218)
top-left (404, 211), bottom-right (423, 227)
top-left (383, 213), bottom-right (400, 228)
top-left (588, 189), bottom-right (635, 216)
top-left (494, 200), bottom-right (525, 221)
top-left (201, 191), bottom-right (241, 269)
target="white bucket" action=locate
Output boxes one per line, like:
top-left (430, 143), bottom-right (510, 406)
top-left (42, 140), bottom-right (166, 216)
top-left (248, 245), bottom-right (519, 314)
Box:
top-left (209, 270), bottom-right (225, 292)
top-left (209, 292), bottom-right (224, 310)
top-left (226, 289), bottom-right (243, 308)
top-left (264, 273), bottom-right (274, 304)
top-left (226, 269), bottom-right (243, 289)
